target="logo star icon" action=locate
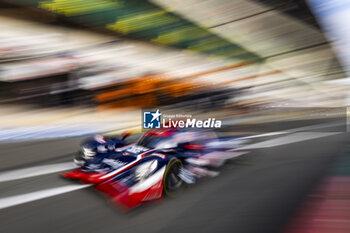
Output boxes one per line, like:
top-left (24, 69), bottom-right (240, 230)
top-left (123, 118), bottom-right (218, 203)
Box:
top-left (151, 109), bottom-right (161, 122)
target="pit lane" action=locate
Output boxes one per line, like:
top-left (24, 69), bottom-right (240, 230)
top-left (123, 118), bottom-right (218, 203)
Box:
top-left (0, 121), bottom-right (346, 233)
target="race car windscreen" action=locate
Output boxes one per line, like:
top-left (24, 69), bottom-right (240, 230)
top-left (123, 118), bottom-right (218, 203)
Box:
top-left (137, 135), bottom-right (177, 149)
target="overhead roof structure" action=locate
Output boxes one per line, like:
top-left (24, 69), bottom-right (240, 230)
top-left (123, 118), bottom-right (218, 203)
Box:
top-left (6, 0), bottom-right (262, 63)
top-left (150, 0), bottom-right (348, 106)
top-left (0, 0), bottom-right (349, 107)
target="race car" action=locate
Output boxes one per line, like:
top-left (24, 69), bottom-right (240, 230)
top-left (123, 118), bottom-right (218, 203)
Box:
top-left (63, 128), bottom-right (247, 209)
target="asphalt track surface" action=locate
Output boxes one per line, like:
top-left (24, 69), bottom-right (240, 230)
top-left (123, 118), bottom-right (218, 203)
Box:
top-left (0, 121), bottom-right (347, 233)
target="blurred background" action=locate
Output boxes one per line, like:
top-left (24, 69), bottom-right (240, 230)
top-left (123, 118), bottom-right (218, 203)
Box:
top-left (0, 0), bottom-right (349, 137)
top-left (0, 1), bottom-right (350, 233)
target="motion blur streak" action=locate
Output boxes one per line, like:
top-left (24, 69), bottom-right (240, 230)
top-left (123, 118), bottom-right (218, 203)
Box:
top-left (239, 121), bottom-right (345, 140)
top-left (0, 162), bottom-right (76, 183)
top-left (240, 132), bottom-right (340, 150)
top-left (0, 184), bottom-right (91, 210)
top-left (0, 0), bottom-right (349, 233)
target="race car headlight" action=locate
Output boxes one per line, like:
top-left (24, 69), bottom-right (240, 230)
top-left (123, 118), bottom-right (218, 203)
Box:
top-left (135, 160), bottom-right (158, 181)
top-left (82, 147), bottom-right (96, 159)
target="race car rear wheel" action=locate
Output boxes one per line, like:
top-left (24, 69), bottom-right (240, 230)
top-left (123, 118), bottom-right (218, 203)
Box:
top-left (163, 159), bottom-right (184, 197)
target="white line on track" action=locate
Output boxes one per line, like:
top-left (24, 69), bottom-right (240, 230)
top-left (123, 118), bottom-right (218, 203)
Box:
top-left (240, 131), bottom-right (288, 139)
top-left (239, 132), bottom-right (340, 150)
top-left (0, 162), bottom-right (77, 183)
top-left (0, 184), bottom-right (91, 210)
top-left (240, 121), bottom-right (344, 140)
top-left (285, 122), bottom-right (344, 133)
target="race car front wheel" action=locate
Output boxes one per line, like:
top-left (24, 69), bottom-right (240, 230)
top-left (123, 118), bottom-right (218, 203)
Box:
top-left (163, 159), bottom-right (184, 197)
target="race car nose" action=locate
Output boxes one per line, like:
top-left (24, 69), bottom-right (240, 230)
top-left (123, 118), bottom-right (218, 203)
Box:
top-left (61, 169), bottom-right (106, 183)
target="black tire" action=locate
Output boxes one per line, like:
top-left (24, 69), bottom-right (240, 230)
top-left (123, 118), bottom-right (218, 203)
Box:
top-left (163, 159), bottom-right (185, 197)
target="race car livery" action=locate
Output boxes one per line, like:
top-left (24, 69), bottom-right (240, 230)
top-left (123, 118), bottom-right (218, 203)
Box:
top-left (63, 128), bottom-right (247, 209)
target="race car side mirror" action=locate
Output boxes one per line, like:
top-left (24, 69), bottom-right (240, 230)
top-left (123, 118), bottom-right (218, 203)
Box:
top-left (121, 131), bottom-right (131, 140)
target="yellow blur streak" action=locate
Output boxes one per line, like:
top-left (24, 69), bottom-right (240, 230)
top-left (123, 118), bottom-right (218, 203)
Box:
top-left (39, 0), bottom-right (121, 16)
top-left (188, 37), bottom-right (231, 52)
top-left (107, 10), bottom-right (178, 34)
top-left (151, 26), bottom-right (208, 45)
